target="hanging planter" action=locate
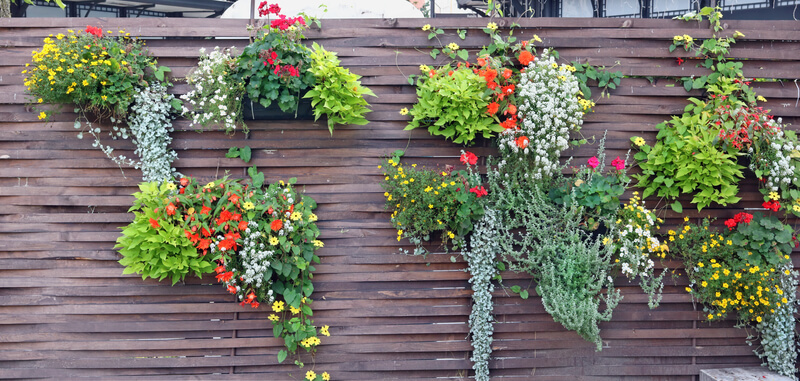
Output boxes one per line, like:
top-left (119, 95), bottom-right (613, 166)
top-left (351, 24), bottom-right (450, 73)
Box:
top-left (241, 94), bottom-right (314, 121)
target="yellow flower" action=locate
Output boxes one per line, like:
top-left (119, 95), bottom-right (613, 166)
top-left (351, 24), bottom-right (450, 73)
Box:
top-left (769, 191), bottom-right (780, 200)
top-left (685, 287), bottom-right (692, 293)
top-left (698, 262), bottom-right (704, 268)
top-left (243, 201), bottom-right (255, 210)
top-left (272, 300), bottom-right (285, 312)
top-left (314, 240), bottom-right (324, 248)
top-left (532, 34), bottom-right (542, 43)
top-left (399, 107), bottom-right (409, 115)
top-left (204, 181), bottom-right (215, 189)
top-left (793, 204), bottom-right (800, 212)
top-left (37, 111), bottom-right (47, 120)
top-left (290, 306), bottom-right (301, 314)
top-left (447, 42), bottom-right (459, 50)
top-left (268, 314), bottom-right (279, 322)
top-left (447, 231), bottom-right (455, 239)
top-left (633, 137), bottom-right (646, 147)
top-left (419, 64), bottom-right (430, 72)
top-left (486, 22), bottom-right (498, 31)
top-left (309, 213), bottom-right (318, 222)
top-left (320, 325), bottom-right (330, 336)
top-left (322, 372), bottom-right (330, 381)
top-left (166, 182), bottom-right (177, 191)
top-left (291, 211), bottom-right (302, 221)
top-left (707, 314), bottom-right (713, 320)
top-left (701, 281), bottom-right (707, 287)
top-left (429, 204), bottom-right (434, 209)
top-left (306, 370), bottom-right (317, 380)
top-left (422, 24), bottom-right (431, 31)
top-left (673, 35), bottom-right (684, 42)
top-left (269, 236), bottom-right (279, 246)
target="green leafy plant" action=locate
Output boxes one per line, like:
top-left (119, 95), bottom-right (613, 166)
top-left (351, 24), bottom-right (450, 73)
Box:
top-left (404, 63), bottom-right (502, 144)
top-left (305, 42), bottom-right (376, 135)
top-left (116, 180), bottom-right (217, 284)
top-left (226, 146), bottom-right (252, 163)
top-left (570, 61), bottom-right (623, 99)
top-left (631, 101), bottom-right (745, 212)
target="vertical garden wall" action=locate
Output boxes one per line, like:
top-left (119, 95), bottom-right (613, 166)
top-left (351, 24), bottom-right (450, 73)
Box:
top-left (0, 16), bottom-right (798, 380)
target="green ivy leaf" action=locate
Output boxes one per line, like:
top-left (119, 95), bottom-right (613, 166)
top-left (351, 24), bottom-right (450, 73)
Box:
top-left (277, 350), bottom-right (287, 363)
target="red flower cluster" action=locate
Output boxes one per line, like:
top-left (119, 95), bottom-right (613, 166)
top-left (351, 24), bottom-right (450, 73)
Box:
top-left (460, 151), bottom-right (478, 166)
top-left (724, 212), bottom-right (753, 230)
top-left (469, 186), bottom-right (488, 198)
top-left (85, 25), bottom-right (103, 38)
top-left (271, 14), bottom-right (305, 31)
top-left (273, 64), bottom-right (300, 77)
top-left (474, 55), bottom-right (518, 131)
top-left (258, 1), bottom-right (281, 17)
top-left (763, 200), bottom-right (781, 212)
top-left (611, 156), bottom-right (625, 170)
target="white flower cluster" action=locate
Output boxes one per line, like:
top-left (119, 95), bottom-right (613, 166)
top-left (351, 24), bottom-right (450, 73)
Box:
top-left (607, 196), bottom-right (666, 308)
top-left (749, 119), bottom-right (797, 192)
top-left (181, 47), bottom-right (243, 133)
top-left (239, 221), bottom-right (276, 295)
top-left (498, 49), bottom-right (583, 179)
top-left (128, 83), bottom-right (179, 183)
top-left (462, 208), bottom-right (499, 381)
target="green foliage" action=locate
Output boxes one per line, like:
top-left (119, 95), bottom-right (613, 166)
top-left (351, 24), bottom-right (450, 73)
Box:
top-left (226, 146), bottom-right (252, 163)
top-left (633, 102), bottom-right (745, 211)
top-left (380, 154), bottom-right (485, 255)
top-left (116, 180), bottom-right (217, 284)
top-left (234, 22), bottom-right (315, 113)
top-left (24, 28), bottom-right (163, 122)
top-left (570, 62), bottom-right (623, 99)
top-left (729, 213), bottom-right (794, 268)
top-left (493, 184), bottom-right (620, 350)
top-left (404, 64), bottom-right (502, 145)
top-left (304, 43), bottom-right (376, 135)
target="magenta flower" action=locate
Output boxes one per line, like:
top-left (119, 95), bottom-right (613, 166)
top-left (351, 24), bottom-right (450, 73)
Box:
top-left (587, 156), bottom-right (599, 169)
top-left (611, 156), bottom-right (625, 170)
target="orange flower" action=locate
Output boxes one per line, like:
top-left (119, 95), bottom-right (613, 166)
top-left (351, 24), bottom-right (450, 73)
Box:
top-left (486, 102), bottom-right (499, 114)
top-left (238, 221), bottom-right (248, 231)
top-left (477, 57), bottom-right (487, 67)
top-left (166, 203), bottom-right (176, 216)
top-left (502, 68), bottom-right (512, 79)
top-left (487, 81), bottom-right (498, 90)
top-left (271, 219), bottom-right (283, 232)
top-left (429, 69), bottom-right (436, 78)
top-left (227, 285), bottom-right (237, 294)
top-left (180, 177), bottom-right (189, 186)
top-left (516, 136), bottom-right (529, 149)
top-left (483, 69), bottom-right (497, 82)
top-left (519, 50), bottom-right (534, 66)
top-left (506, 104), bottom-right (517, 115)
top-left (149, 218), bottom-right (160, 229)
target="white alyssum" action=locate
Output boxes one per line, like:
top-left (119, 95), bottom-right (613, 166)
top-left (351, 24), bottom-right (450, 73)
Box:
top-left (238, 221), bottom-right (276, 299)
top-left (498, 49), bottom-right (583, 179)
top-left (181, 47), bottom-right (244, 133)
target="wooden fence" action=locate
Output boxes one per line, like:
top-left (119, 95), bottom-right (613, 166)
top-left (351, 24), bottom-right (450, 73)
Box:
top-left (1, 17), bottom-right (799, 380)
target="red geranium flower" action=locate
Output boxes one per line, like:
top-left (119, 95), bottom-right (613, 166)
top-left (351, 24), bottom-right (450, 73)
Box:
top-left (460, 151), bottom-right (478, 166)
top-left (85, 25), bottom-right (103, 37)
top-left (200, 205), bottom-right (212, 215)
top-left (469, 186), bottom-right (488, 198)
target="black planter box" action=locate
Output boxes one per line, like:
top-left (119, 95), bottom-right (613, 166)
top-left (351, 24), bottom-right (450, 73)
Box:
top-left (242, 96), bottom-right (314, 121)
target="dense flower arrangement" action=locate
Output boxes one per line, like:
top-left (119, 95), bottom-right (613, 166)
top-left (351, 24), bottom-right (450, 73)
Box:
top-left (235, 3), bottom-right (315, 114)
top-left (380, 151), bottom-right (485, 255)
top-left (181, 47), bottom-right (245, 133)
top-left (673, 213), bottom-right (794, 324)
top-left (116, 174), bottom-right (331, 380)
top-left (24, 26), bottom-right (179, 180)
top-left (182, 2), bottom-right (374, 135)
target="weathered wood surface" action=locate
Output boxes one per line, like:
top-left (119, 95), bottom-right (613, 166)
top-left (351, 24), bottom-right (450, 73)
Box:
top-left (1, 17), bottom-right (798, 380)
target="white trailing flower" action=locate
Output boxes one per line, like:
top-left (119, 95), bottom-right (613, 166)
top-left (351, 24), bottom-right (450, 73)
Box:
top-left (498, 49), bottom-right (584, 179)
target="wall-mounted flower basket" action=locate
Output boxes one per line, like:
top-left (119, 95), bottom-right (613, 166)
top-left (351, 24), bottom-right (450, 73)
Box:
top-left (241, 96), bottom-right (314, 121)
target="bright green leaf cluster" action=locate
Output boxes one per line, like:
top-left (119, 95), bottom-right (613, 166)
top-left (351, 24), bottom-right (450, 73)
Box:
top-left (304, 43), bottom-right (376, 135)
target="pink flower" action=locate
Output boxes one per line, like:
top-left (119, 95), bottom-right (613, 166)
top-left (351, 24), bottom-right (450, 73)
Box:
top-left (460, 151), bottom-right (478, 166)
top-left (587, 156), bottom-right (599, 169)
top-left (611, 156), bottom-right (625, 170)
